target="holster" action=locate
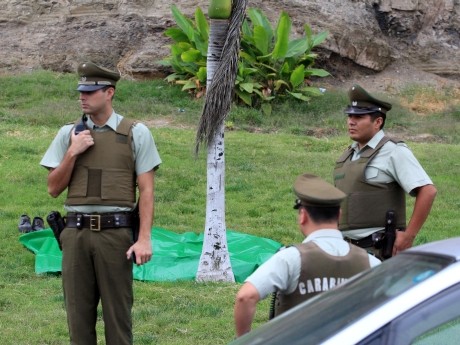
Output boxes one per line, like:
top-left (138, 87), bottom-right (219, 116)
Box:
top-left (381, 210), bottom-right (396, 260)
top-left (46, 211), bottom-right (66, 250)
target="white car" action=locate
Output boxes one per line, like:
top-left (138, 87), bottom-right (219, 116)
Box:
top-left (230, 237), bottom-right (460, 345)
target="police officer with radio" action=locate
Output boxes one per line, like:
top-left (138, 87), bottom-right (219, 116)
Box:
top-left (234, 173), bottom-right (380, 338)
top-left (334, 85), bottom-right (437, 260)
top-left (40, 62), bottom-right (161, 345)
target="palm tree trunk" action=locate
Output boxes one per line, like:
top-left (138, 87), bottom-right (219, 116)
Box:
top-left (195, 0), bottom-right (247, 282)
top-left (196, 19), bottom-right (234, 282)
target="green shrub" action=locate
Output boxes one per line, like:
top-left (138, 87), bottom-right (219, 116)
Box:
top-left (162, 6), bottom-right (330, 113)
top-left (161, 5), bottom-right (209, 97)
top-left (237, 8), bottom-right (329, 114)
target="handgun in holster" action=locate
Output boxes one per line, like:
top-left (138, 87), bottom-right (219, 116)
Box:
top-left (381, 210), bottom-right (396, 260)
top-left (46, 211), bottom-right (66, 251)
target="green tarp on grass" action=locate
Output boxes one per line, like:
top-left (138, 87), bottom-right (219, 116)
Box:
top-left (19, 227), bottom-right (282, 283)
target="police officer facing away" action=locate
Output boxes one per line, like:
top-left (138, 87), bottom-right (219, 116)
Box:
top-left (234, 173), bottom-right (380, 338)
top-left (40, 62), bottom-right (161, 345)
top-left (334, 85), bottom-right (437, 259)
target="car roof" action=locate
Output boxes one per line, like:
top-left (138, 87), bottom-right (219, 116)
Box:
top-left (405, 236), bottom-right (460, 260)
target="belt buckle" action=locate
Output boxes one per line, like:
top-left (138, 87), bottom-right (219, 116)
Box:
top-left (89, 215), bottom-right (101, 231)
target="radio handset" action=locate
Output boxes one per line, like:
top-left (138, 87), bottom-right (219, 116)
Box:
top-left (74, 114), bottom-right (88, 135)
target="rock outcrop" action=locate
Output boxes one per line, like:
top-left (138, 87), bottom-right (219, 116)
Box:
top-left (0, 0), bottom-right (458, 80)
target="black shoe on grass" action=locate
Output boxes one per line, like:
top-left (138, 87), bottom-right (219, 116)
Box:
top-left (32, 216), bottom-right (45, 231)
top-left (18, 214), bottom-right (32, 233)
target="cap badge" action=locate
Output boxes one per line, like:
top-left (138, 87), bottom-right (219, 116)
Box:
top-left (352, 101), bottom-right (357, 106)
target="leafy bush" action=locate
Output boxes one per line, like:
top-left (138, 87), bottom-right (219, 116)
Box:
top-left (161, 5), bottom-right (209, 98)
top-left (238, 8), bottom-right (329, 114)
top-left (162, 6), bottom-right (330, 113)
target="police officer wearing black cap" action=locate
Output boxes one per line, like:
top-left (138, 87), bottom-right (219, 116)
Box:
top-left (234, 173), bottom-right (380, 338)
top-left (334, 85), bottom-right (437, 260)
top-left (40, 62), bottom-right (161, 344)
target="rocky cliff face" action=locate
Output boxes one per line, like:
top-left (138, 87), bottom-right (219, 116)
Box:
top-left (0, 0), bottom-right (458, 80)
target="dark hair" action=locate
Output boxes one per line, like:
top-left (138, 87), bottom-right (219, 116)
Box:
top-left (370, 112), bottom-right (386, 129)
top-left (303, 205), bottom-right (340, 223)
top-left (101, 85), bottom-right (116, 100)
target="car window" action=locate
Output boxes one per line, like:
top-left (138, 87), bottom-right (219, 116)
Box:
top-left (414, 317), bottom-right (460, 345)
top-left (386, 283), bottom-right (460, 345)
top-left (230, 253), bottom-right (453, 345)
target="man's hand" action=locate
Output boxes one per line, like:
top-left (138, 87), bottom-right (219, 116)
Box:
top-left (126, 237), bottom-right (152, 265)
top-left (70, 129), bottom-right (94, 155)
top-left (392, 184), bottom-right (437, 256)
top-left (47, 129), bottom-right (94, 198)
top-left (128, 171), bottom-right (155, 265)
top-left (393, 231), bottom-right (416, 256)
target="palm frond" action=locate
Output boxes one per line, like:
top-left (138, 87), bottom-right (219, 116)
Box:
top-left (195, 0), bottom-right (248, 154)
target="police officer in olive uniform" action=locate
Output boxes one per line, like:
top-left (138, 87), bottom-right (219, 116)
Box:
top-left (40, 62), bottom-right (161, 345)
top-left (334, 85), bottom-right (437, 259)
top-left (234, 173), bottom-right (380, 338)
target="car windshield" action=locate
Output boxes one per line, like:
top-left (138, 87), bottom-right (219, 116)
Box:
top-left (231, 252), bottom-right (454, 345)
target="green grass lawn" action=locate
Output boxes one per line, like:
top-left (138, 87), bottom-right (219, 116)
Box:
top-left (1, 71), bottom-right (459, 344)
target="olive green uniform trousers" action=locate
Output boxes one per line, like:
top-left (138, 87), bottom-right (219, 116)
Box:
top-left (61, 227), bottom-right (133, 345)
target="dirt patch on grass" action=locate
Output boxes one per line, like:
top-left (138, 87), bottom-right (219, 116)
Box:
top-left (320, 59), bottom-right (460, 95)
top-left (143, 118), bottom-right (195, 130)
top-left (399, 87), bottom-right (460, 115)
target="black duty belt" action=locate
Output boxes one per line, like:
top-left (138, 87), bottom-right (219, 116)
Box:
top-left (66, 212), bottom-right (133, 231)
top-left (345, 235), bottom-right (375, 248)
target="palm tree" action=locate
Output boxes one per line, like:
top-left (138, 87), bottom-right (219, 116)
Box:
top-left (195, 0), bottom-right (248, 282)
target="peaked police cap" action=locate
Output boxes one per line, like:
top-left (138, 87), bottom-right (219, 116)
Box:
top-left (77, 62), bottom-right (121, 92)
top-left (293, 173), bottom-right (346, 209)
top-left (344, 84), bottom-right (392, 115)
